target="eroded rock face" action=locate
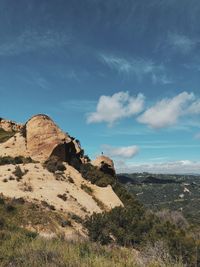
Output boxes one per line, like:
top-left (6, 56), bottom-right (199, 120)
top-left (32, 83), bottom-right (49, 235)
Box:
top-left (0, 118), bottom-right (23, 132)
top-left (26, 115), bottom-right (71, 161)
top-left (0, 114), bottom-right (82, 163)
top-left (92, 155), bottom-right (116, 176)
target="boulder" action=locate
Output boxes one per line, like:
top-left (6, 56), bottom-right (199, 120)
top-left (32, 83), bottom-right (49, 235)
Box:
top-left (92, 155), bottom-right (116, 176)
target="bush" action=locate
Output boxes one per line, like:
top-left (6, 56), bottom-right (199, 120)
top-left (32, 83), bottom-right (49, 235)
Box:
top-left (85, 204), bottom-right (197, 265)
top-left (5, 204), bottom-right (16, 212)
top-left (57, 194), bottom-right (67, 201)
top-left (69, 156), bottom-right (82, 171)
top-left (41, 201), bottom-right (56, 211)
top-left (0, 156), bottom-right (34, 165)
top-left (0, 218), bottom-right (5, 229)
top-left (61, 220), bottom-right (72, 227)
top-left (44, 156), bottom-right (66, 173)
top-left (81, 184), bottom-right (93, 195)
top-left (71, 214), bottom-right (83, 224)
top-left (80, 163), bottom-right (115, 188)
top-left (13, 166), bottom-right (24, 179)
top-left (68, 177), bottom-right (74, 183)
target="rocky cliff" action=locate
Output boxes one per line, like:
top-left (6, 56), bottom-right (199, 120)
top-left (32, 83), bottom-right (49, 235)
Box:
top-left (0, 114), bottom-right (82, 163)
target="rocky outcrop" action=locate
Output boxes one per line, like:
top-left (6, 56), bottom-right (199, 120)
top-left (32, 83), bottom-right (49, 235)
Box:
top-left (0, 118), bottom-right (23, 132)
top-left (0, 114), bottom-right (82, 163)
top-left (0, 114), bottom-right (124, 239)
top-left (92, 155), bottom-right (116, 176)
top-left (25, 114), bottom-right (71, 161)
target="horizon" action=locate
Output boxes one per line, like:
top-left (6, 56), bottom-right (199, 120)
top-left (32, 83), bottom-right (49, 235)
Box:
top-left (1, 0), bottom-right (200, 174)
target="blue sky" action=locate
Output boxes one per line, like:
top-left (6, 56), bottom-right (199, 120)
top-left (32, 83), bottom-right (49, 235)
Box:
top-left (1, 0), bottom-right (200, 174)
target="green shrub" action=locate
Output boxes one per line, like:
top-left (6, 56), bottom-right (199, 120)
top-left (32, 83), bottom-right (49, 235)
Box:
top-left (13, 165), bottom-right (24, 179)
top-left (68, 177), bottom-right (74, 183)
top-left (0, 218), bottom-right (5, 229)
top-left (81, 184), bottom-right (93, 195)
top-left (0, 156), bottom-right (34, 166)
top-left (70, 214), bottom-right (83, 224)
top-left (80, 163), bottom-right (115, 187)
top-left (57, 194), bottom-right (67, 201)
top-left (5, 204), bottom-right (16, 213)
top-left (44, 156), bottom-right (66, 173)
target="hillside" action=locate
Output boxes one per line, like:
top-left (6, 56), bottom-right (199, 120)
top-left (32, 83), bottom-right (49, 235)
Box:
top-left (0, 115), bottom-right (199, 266)
top-left (0, 115), bottom-right (122, 238)
top-left (118, 173), bottom-right (200, 225)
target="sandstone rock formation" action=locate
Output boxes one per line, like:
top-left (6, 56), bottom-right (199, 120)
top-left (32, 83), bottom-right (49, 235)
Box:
top-left (92, 155), bottom-right (116, 176)
top-left (0, 118), bottom-right (23, 132)
top-left (0, 114), bottom-right (82, 163)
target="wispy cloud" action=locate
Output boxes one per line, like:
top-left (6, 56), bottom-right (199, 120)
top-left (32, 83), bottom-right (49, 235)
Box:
top-left (61, 99), bottom-right (96, 112)
top-left (87, 91), bottom-right (144, 126)
top-left (100, 53), bottom-right (172, 84)
top-left (187, 99), bottom-right (200, 114)
top-left (168, 33), bottom-right (199, 54)
top-left (0, 30), bottom-right (70, 56)
top-left (116, 160), bottom-right (200, 174)
top-left (102, 144), bottom-right (139, 159)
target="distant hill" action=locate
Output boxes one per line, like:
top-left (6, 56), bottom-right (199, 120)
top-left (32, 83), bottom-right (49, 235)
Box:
top-left (142, 175), bottom-right (180, 184)
top-left (117, 174), bottom-right (138, 184)
top-left (117, 174), bottom-right (180, 184)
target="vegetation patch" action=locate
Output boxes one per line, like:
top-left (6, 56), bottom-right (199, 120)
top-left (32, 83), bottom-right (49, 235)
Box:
top-left (81, 184), bottom-right (93, 195)
top-left (68, 176), bottom-right (74, 183)
top-left (57, 193), bottom-right (67, 201)
top-left (44, 156), bottom-right (66, 173)
top-left (12, 165), bottom-right (27, 180)
top-left (80, 163), bottom-right (115, 187)
top-left (79, 165), bottom-right (200, 266)
top-left (0, 156), bottom-right (34, 165)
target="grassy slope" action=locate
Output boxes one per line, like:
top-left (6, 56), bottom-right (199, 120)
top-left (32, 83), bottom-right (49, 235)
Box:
top-left (0, 196), bottom-right (183, 267)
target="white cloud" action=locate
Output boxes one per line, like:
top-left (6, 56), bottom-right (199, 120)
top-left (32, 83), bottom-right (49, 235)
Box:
top-left (168, 33), bottom-right (198, 54)
top-left (100, 54), bottom-right (172, 84)
top-left (137, 92), bottom-right (194, 129)
top-left (115, 160), bottom-right (200, 174)
top-left (87, 91), bottom-right (144, 126)
top-left (102, 145), bottom-right (139, 159)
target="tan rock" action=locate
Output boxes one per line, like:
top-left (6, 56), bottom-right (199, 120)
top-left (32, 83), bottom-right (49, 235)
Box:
top-left (0, 114), bottom-right (82, 162)
top-left (26, 114), bottom-right (71, 161)
top-left (0, 118), bottom-right (23, 132)
top-left (92, 155), bottom-right (114, 169)
top-left (0, 162), bottom-right (123, 218)
top-left (92, 155), bottom-right (115, 176)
